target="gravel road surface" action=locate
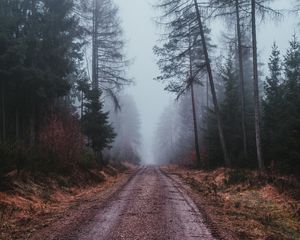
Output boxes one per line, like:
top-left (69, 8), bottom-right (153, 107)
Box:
top-left (33, 166), bottom-right (215, 240)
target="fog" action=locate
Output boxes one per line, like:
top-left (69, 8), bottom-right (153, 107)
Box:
top-left (114, 0), bottom-right (298, 164)
top-left (114, 0), bottom-right (172, 164)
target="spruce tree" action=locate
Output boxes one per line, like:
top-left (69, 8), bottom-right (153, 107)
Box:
top-left (263, 43), bottom-right (284, 166)
top-left (220, 49), bottom-right (241, 164)
top-left (82, 88), bottom-right (115, 154)
top-left (281, 35), bottom-right (300, 172)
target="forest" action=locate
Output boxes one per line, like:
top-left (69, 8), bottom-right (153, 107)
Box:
top-left (1, 0), bottom-right (299, 177)
top-left (153, 0), bottom-right (300, 175)
top-left (0, 0), bottom-right (141, 178)
top-left (0, 0), bottom-right (300, 239)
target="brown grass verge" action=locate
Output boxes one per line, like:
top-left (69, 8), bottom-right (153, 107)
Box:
top-left (0, 162), bottom-right (136, 240)
top-left (163, 165), bottom-right (300, 240)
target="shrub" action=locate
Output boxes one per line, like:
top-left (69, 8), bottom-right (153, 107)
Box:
top-left (38, 113), bottom-right (84, 171)
top-left (225, 169), bottom-right (248, 185)
top-left (78, 149), bottom-right (97, 169)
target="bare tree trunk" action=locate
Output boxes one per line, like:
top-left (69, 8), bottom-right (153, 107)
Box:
top-left (188, 29), bottom-right (201, 166)
top-left (29, 107), bottom-right (35, 146)
top-left (251, 0), bottom-right (264, 170)
top-left (92, 0), bottom-right (99, 90)
top-left (81, 90), bottom-right (84, 119)
top-left (191, 83), bottom-right (201, 166)
top-left (206, 75), bottom-right (210, 167)
top-left (15, 107), bottom-right (20, 140)
top-left (1, 80), bottom-right (6, 141)
top-left (235, 0), bottom-right (248, 159)
top-left (206, 76), bottom-right (209, 109)
top-left (193, 0), bottom-right (230, 167)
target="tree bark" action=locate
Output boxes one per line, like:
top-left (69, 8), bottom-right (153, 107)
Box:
top-left (92, 0), bottom-right (99, 90)
top-left (81, 90), bottom-right (84, 118)
top-left (193, 0), bottom-right (230, 167)
top-left (251, 0), bottom-right (264, 170)
top-left (191, 83), bottom-right (201, 166)
top-left (15, 107), bottom-right (20, 140)
top-left (29, 106), bottom-right (35, 146)
top-left (1, 80), bottom-right (6, 141)
top-left (188, 29), bottom-right (201, 166)
top-left (235, 0), bottom-right (248, 159)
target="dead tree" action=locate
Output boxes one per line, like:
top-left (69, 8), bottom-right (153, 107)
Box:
top-left (193, 0), bottom-right (231, 167)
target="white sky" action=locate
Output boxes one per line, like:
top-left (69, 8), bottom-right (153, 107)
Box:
top-left (114, 0), bottom-right (299, 164)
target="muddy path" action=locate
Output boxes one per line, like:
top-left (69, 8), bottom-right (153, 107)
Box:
top-left (31, 166), bottom-right (215, 240)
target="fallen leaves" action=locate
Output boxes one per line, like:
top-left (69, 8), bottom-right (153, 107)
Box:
top-left (164, 166), bottom-right (300, 240)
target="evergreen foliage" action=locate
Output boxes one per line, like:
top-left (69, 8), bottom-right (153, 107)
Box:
top-left (82, 88), bottom-right (116, 153)
top-left (220, 49), bottom-right (242, 165)
top-left (0, 0), bottom-right (132, 176)
top-left (263, 38), bottom-right (300, 173)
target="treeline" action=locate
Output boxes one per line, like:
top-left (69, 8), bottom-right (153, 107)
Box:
top-left (154, 0), bottom-right (300, 174)
top-left (0, 0), bottom-right (141, 177)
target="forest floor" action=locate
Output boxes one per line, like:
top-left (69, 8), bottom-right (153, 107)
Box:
top-left (1, 166), bottom-right (217, 240)
top-left (1, 164), bottom-right (299, 240)
top-left (0, 163), bottom-right (136, 240)
top-left (163, 165), bottom-right (300, 240)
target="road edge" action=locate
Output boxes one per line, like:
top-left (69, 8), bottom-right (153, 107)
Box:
top-left (159, 167), bottom-right (223, 240)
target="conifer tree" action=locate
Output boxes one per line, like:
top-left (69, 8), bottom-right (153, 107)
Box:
top-left (220, 49), bottom-right (241, 163)
top-left (263, 42), bottom-right (283, 166)
top-left (82, 88), bottom-right (116, 156)
top-left (281, 36), bottom-right (300, 172)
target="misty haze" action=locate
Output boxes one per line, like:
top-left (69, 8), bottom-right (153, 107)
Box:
top-left (0, 0), bottom-right (300, 239)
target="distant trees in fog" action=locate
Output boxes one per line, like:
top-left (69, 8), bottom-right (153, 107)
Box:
top-left (106, 95), bottom-right (142, 165)
top-left (154, 0), bottom-right (300, 174)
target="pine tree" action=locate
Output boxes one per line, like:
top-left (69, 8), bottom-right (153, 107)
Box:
top-left (263, 43), bottom-right (284, 166)
top-left (284, 35), bottom-right (300, 102)
top-left (154, 4), bottom-right (207, 166)
top-left (220, 49), bottom-right (241, 164)
top-left (280, 35), bottom-right (300, 172)
top-left (194, 0), bottom-right (230, 167)
top-left (155, 0), bottom-right (230, 167)
top-left (263, 37), bottom-right (300, 173)
top-left (82, 88), bottom-right (115, 155)
top-left (0, 0), bottom-right (83, 143)
top-left (265, 43), bottom-right (282, 102)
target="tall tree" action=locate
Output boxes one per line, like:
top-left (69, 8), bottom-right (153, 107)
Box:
top-left (193, 0), bottom-right (230, 167)
top-left (90, 0), bottom-right (132, 97)
top-left (282, 35), bottom-right (300, 172)
top-left (155, 0), bottom-right (233, 167)
top-left (0, 0), bottom-right (83, 143)
top-left (154, 4), bottom-right (206, 166)
top-left (208, 0), bottom-right (252, 161)
top-left (251, 0), bottom-right (264, 170)
top-left (220, 48), bottom-right (241, 164)
top-left (235, 0), bottom-right (248, 159)
top-left (263, 42), bottom-right (283, 166)
top-left (82, 88), bottom-right (115, 158)
top-left (263, 37), bottom-right (300, 173)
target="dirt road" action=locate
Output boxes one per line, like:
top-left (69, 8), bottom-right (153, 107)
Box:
top-left (33, 166), bottom-right (215, 240)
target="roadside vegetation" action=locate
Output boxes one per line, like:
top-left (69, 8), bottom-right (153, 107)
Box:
top-left (0, 1), bottom-right (141, 237)
top-left (165, 166), bottom-right (300, 240)
top-left (0, 0), bottom-right (141, 179)
top-left (0, 162), bottom-right (134, 240)
top-left (154, 2), bottom-right (300, 237)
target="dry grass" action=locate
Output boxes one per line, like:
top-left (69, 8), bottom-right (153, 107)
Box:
top-left (0, 163), bottom-right (136, 240)
top-left (165, 166), bottom-right (300, 240)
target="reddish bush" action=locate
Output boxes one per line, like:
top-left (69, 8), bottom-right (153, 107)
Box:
top-left (181, 151), bottom-right (197, 166)
top-left (38, 113), bottom-right (84, 167)
top-left (200, 147), bottom-right (209, 167)
top-left (181, 149), bottom-right (209, 168)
